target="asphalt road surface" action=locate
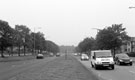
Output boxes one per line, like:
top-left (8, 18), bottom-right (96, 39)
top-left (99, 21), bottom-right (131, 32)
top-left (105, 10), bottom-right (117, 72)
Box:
top-left (0, 54), bottom-right (101, 80)
top-left (77, 56), bottom-right (135, 80)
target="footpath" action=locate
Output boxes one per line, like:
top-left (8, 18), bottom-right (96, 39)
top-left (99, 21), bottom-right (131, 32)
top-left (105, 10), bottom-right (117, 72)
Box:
top-left (0, 55), bottom-right (36, 62)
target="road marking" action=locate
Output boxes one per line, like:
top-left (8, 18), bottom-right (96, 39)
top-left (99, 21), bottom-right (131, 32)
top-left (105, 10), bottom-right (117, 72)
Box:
top-left (130, 71), bottom-right (135, 74)
top-left (98, 73), bottom-right (101, 77)
top-left (9, 77), bottom-right (17, 80)
top-left (12, 65), bottom-right (15, 67)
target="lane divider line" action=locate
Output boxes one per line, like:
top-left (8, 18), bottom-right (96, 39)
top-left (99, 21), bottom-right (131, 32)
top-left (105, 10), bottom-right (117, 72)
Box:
top-left (130, 71), bottom-right (135, 74)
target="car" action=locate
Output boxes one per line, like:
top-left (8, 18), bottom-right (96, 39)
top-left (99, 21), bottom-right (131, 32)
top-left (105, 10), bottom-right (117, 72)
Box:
top-left (81, 54), bottom-right (89, 60)
top-left (36, 54), bottom-right (44, 59)
top-left (56, 53), bottom-right (60, 57)
top-left (74, 53), bottom-right (78, 56)
top-left (49, 52), bottom-right (54, 57)
top-left (91, 50), bottom-right (115, 70)
top-left (115, 53), bottom-right (132, 66)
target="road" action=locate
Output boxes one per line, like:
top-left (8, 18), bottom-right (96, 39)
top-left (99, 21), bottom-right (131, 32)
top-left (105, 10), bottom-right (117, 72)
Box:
top-left (0, 54), bottom-right (100, 80)
top-left (1, 54), bottom-right (135, 80)
top-left (77, 56), bottom-right (135, 80)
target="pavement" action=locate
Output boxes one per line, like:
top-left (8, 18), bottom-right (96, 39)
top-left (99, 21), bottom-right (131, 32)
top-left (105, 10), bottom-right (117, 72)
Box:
top-left (0, 53), bottom-right (51, 62)
top-left (0, 55), bottom-right (36, 62)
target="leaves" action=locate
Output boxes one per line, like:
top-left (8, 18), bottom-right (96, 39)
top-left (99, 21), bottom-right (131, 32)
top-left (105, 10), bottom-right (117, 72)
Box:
top-left (77, 37), bottom-right (95, 52)
top-left (0, 19), bottom-right (59, 57)
top-left (96, 24), bottom-right (129, 50)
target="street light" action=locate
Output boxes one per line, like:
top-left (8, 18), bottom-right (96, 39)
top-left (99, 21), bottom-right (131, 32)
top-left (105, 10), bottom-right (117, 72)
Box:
top-left (91, 28), bottom-right (102, 34)
top-left (33, 27), bottom-right (41, 55)
top-left (129, 6), bottom-right (135, 9)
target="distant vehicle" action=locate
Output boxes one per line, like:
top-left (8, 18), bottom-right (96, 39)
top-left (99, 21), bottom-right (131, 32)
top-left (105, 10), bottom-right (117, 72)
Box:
top-left (115, 53), bottom-right (132, 66)
top-left (56, 53), bottom-right (60, 57)
top-left (91, 50), bottom-right (115, 70)
top-left (74, 53), bottom-right (78, 56)
top-left (81, 54), bottom-right (89, 60)
top-left (78, 53), bottom-right (81, 56)
top-left (49, 52), bottom-right (54, 57)
top-left (36, 54), bottom-right (44, 59)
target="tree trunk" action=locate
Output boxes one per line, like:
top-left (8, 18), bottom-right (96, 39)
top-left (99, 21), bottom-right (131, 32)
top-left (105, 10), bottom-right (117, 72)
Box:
top-left (32, 48), bottom-right (34, 55)
top-left (18, 45), bottom-right (21, 56)
top-left (24, 45), bottom-right (26, 56)
top-left (11, 46), bottom-right (13, 56)
top-left (113, 48), bottom-right (116, 58)
top-left (1, 47), bottom-right (5, 58)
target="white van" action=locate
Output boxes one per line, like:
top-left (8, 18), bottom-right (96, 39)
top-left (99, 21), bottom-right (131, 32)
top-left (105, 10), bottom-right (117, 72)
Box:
top-left (90, 50), bottom-right (114, 70)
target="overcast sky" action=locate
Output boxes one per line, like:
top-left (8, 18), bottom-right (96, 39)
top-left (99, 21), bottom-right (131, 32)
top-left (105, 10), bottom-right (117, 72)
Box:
top-left (0, 0), bottom-right (135, 46)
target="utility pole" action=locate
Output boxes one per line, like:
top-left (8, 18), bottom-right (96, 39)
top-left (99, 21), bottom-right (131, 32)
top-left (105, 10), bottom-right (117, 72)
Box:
top-left (33, 27), bottom-right (41, 55)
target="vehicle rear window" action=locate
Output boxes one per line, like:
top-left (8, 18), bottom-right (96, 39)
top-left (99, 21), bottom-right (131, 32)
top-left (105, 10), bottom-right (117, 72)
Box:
top-left (95, 52), bottom-right (112, 58)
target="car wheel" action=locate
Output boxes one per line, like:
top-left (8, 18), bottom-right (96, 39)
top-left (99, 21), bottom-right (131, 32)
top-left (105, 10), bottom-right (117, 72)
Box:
top-left (130, 63), bottom-right (132, 66)
top-left (111, 65), bottom-right (114, 70)
top-left (118, 61), bottom-right (121, 65)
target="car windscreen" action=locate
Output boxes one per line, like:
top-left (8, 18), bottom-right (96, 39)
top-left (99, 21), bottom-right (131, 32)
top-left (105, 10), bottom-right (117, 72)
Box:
top-left (95, 52), bottom-right (112, 58)
top-left (117, 54), bottom-right (129, 58)
top-left (82, 54), bottom-right (87, 56)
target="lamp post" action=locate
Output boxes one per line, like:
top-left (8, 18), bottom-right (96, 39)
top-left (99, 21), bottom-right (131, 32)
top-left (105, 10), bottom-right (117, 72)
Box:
top-left (33, 27), bottom-right (41, 55)
top-left (129, 7), bottom-right (135, 9)
top-left (91, 28), bottom-right (102, 34)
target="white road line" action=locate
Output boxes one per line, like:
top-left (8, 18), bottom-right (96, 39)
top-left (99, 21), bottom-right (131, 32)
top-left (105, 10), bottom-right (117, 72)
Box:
top-left (98, 73), bottom-right (113, 80)
top-left (130, 71), bottom-right (135, 74)
top-left (12, 65), bottom-right (15, 67)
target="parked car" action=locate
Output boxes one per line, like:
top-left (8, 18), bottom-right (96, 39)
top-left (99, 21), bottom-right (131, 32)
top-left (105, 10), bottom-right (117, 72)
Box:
top-left (91, 50), bottom-right (115, 70)
top-left (115, 53), bottom-right (132, 66)
top-left (56, 53), bottom-right (60, 57)
top-left (36, 54), bottom-right (44, 59)
top-left (49, 52), bottom-right (54, 57)
top-left (81, 54), bottom-right (89, 60)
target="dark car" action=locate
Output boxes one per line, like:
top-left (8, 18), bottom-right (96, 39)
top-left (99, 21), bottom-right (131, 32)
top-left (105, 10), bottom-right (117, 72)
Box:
top-left (115, 53), bottom-right (132, 66)
top-left (36, 54), bottom-right (44, 59)
top-left (56, 53), bottom-right (60, 57)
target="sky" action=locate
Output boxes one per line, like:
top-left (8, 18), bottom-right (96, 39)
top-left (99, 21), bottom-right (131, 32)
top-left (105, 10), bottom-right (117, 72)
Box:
top-left (0, 0), bottom-right (135, 46)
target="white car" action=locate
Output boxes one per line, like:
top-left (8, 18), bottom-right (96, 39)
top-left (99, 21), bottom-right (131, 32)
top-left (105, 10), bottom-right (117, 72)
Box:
top-left (36, 54), bottom-right (44, 59)
top-left (91, 50), bottom-right (115, 70)
top-left (81, 54), bottom-right (89, 60)
top-left (74, 53), bottom-right (78, 56)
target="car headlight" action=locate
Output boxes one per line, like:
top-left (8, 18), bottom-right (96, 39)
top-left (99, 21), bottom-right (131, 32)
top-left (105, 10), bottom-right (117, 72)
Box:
top-left (130, 59), bottom-right (133, 61)
top-left (119, 59), bottom-right (123, 62)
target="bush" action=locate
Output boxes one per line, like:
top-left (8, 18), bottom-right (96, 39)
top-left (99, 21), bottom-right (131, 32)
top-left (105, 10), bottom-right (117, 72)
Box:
top-left (126, 52), bottom-right (135, 57)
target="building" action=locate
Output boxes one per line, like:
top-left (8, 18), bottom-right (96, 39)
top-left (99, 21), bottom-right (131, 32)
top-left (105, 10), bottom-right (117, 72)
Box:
top-left (127, 37), bottom-right (135, 53)
top-left (121, 37), bottom-right (135, 53)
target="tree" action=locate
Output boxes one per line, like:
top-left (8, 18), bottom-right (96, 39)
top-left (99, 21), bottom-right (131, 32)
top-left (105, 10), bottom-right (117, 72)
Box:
top-left (78, 37), bottom-right (95, 53)
top-left (0, 20), bottom-right (13, 57)
top-left (96, 24), bottom-right (130, 56)
top-left (31, 32), bottom-right (46, 54)
top-left (46, 40), bottom-right (59, 54)
top-left (15, 25), bottom-right (31, 56)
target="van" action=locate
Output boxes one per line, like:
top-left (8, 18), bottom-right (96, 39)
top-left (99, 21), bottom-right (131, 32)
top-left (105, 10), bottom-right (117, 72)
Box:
top-left (90, 50), bottom-right (114, 70)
